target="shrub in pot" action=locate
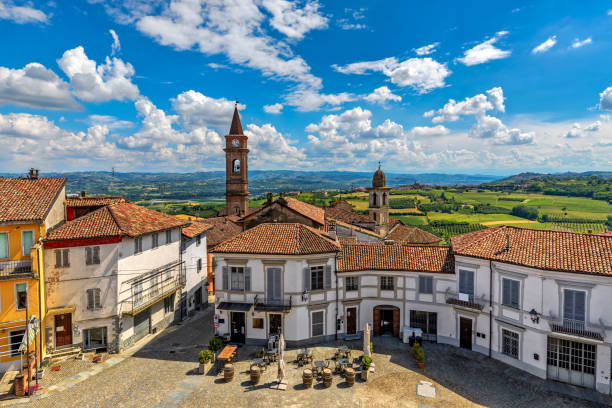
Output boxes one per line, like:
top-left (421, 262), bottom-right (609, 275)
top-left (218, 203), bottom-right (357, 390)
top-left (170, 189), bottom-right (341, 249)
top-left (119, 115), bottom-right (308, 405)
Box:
top-left (198, 350), bottom-right (213, 374)
top-left (361, 355), bottom-right (372, 381)
top-left (208, 336), bottom-right (223, 357)
top-left (412, 341), bottom-right (421, 360)
top-left (415, 347), bottom-right (425, 368)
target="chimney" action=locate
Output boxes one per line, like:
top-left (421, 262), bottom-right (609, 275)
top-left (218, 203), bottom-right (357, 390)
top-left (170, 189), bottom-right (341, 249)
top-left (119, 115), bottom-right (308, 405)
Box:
top-left (81, 191), bottom-right (87, 198)
top-left (280, 192), bottom-right (284, 199)
top-left (28, 168), bottom-right (39, 179)
top-left (505, 234), bottom-right (511, 251)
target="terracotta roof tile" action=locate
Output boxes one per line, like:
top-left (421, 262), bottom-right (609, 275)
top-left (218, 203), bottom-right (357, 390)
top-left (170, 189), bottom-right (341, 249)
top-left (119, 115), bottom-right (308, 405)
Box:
top-left (283, 197), bottom-right (325, 225)
top-left (451, 226), bottom-right (612, 276)
top-left (66, 196), bottom-right (125, 208)
top-left (110, 202), bottom-right (188, 237)
top-left (46, 206), bottom-right (123, 241)
top-left (203, 216), bottom-right (242, 247)
top-left (181, 221), bottom-right (213, 239)
top-left (338, 242), bottom-right (454, 273)
top-left (325, 206), bottom-right (375, 225)
top-left (386, 225), bottom-right (441, 245)
top-left (0, 177), bottom-right (66, 223)
top-left (212, 223), bottom-right (340, 255)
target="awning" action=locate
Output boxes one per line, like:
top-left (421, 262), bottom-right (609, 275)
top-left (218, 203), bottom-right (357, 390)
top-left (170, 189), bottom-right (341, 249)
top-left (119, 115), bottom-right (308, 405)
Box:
top-left (217, 302), bottom-right (251, 312)
top-left (47, 306), bottom-right (76, 316)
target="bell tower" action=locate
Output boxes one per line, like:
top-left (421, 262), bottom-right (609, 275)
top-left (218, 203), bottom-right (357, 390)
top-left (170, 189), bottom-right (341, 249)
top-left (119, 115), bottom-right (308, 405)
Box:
top-left (224, 104), bottom-right (249, 216)
top-left (367, 163), bottom-right (391, 235)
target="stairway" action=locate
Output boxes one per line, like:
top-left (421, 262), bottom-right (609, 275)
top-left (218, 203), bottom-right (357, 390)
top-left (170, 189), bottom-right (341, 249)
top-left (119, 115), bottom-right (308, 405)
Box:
top-left (49, 345), bottom-right (82, 363)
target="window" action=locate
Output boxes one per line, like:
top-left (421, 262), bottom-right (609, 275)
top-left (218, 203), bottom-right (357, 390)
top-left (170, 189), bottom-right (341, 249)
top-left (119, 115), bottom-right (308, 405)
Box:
top-left (151, 275), bottom-right (160, 296)
top-left (85, 246), bottom-right (100, 265)
top-left (165, 230), bottom-right (172, 244)
top-left (310, 265), bottom-right (324, 291)
top-left (15, 283), bottom-right (27, 310)
top-left (197, 258), bottom-right (202, 272)
top-left (345, 276), bottom-right (358, 291)
top-left (0, 232), bottom-right (8, 259)
top-left (502, 278), bottom-right (520, 309)
top-left (231, 266), bottom-right (245, 291)
top-left (134, 237), bottom-right (143, 254)
top-left (502, 329), bottom-right (519, 359)
top-left (419, 276), bottom-right (433, 294)
top-left (164, 294), bottom-right (175, 314)
top-left (9, 330), bottom-right (25, 357)
top-left (134, 282), bottom-right (143, 305)
top-left (547, 337), bottom-right (595, 375)
top-left (152, 233), bottom-right (159, 249)
top-left (196, 234), bottom-right (201, 246)
top-left (459, 269), bottom-right (475, 296)
top-left (252, 318), bottom-right (264, 329)
top-left (380, 276), bottom-right (394, 291)
top-left (233, 159), bottom-right (240, 173)
top-left (311, 311), bottom-right (324, 337)
top-left (86, 288), bottom-right (101, 310)
top-left (54, 249), bottom-right (70, 267)
top-left (21, 230), bottom-right (34, 256)
top-left (84, 327), bottom-right (107, 350)
top-left (563, 289), bottom-right (586, 329)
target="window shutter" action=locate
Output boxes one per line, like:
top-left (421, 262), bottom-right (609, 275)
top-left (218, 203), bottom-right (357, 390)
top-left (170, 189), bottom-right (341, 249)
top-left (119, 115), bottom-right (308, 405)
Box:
top-left (245, 267), bottom-right (251, 292)
top-left (502, 279), bottom-right (510, 305)
top-left (86, 247), bottom-right (92, 265)
top-left (563, 289), bottom-right (573, 320)
top-left (459, 271), bottom-right (466, 293)
top-left (93, 247), bottom-right (100, 264)
top-left (575, 291), bottom-right (585, 322)
top-left (324, 265), bottom-right (332, 289)
top-left (267, 268), bottom-right (274, 300)
top-left (303, 267), bottom-right (310, 292)
top-left (55, 250), bottom-right (61, 267)
top-left (511, 281), bottom-right (520, 308)
top-left (95, 288), bottom-right (101, 309)
top-left (63, 249), bottom-right (70, 267)
top-left (274, 269), bottom-right (281, 300)
top-left (222, 266), bottom-right (229, 291)
top-left (87, 289), bottom-right (93, 310)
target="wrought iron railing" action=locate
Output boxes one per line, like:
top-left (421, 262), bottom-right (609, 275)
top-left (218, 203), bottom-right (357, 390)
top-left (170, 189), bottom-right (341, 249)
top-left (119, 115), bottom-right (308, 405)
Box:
top-left (253, 294), bottom-right (292, 311)
top-left (550, 318), bottom-right (603, 340)
top-left (0, 260), bottom-right (33, 276)
top-left (445, 289), bottom-right (484, 311)
top-left (121, 265), bottom-right (185, 315)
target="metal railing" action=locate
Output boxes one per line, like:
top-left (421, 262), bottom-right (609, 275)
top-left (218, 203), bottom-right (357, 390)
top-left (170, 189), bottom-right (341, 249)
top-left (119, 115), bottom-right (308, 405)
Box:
top-left (121, 268), bottom-right (185, 315)
top-left (0, 260), bottom-right (33, 276)
top-left (445, 289), bottom-right (484, 311)
top-left (253, 294), bottom-right (292, 311)
top-left (561, 318), bottom-right (586, 331)
top-left (549, 318), bottom-right (603, 341)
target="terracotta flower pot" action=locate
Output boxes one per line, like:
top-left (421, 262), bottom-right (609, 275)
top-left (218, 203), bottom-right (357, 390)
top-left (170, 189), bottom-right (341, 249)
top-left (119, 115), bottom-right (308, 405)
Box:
top-left (417, 362), bottom-right (424, 369)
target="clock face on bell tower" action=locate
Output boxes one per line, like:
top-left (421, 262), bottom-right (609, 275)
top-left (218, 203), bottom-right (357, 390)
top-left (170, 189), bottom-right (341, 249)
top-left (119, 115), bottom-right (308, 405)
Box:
top-left (223, 104), bottom-right (249, 217)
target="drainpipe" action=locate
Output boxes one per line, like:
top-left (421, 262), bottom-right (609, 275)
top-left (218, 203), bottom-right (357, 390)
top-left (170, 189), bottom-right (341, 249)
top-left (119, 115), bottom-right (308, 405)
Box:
top-left (335, 254), bottom-right (339, 341)
top-left (489, 260), bottom-right (493, 358)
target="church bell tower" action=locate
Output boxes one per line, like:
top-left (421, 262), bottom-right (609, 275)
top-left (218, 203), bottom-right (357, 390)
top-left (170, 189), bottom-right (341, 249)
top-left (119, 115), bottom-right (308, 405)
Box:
top-left (224, 104), bottom-right (249, 216)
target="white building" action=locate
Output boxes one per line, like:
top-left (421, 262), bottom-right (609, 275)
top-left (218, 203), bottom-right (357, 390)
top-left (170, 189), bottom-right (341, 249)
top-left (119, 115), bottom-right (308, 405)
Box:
top-left (181, 221), bottom-right (212, 315)
top-left (43, 202), bottom-right (187, 353)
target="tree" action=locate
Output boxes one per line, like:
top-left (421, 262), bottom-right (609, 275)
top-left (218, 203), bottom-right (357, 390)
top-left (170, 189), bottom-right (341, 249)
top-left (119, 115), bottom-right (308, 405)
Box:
top-left (512, 205), bottom-right (539, 220)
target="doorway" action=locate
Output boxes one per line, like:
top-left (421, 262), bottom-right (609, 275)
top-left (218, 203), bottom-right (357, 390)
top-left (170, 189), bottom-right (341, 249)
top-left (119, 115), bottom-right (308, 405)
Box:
top-left (133, 308), bottom-right (151, 343)
top-left (231, 312), bottom-right (246, 343)
top-left (373, 306), bottom-right (400, 337)
top-left (410, 310), bottom-right (438, 342)
top-left (194, 286), bottom-right (202, 307)
top-left (269, 313), bottom-right (282, 337)
top-left (346, 307), bottom-right (357, 335)
top-left (54, 313), bottom-right (72, 348)
top-left (459, 317), bottom-right (472, 350)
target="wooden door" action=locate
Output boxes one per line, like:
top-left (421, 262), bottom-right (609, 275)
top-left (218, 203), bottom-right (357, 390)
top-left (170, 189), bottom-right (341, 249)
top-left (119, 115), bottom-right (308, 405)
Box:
top-left (346, 307), bottom-right (356, 335)
top-left (231, 312), bottom-right (245, 343)
top-left (55, 313), bottom-right (72, 347)
top-left (392, 309), bottom-right (400, 337)
top-left (133, 309), bottom-right (151, 342)
top-left (459, 317), bottom-right (472, 350)
top-left (373, 308), bottom-right (381, 336)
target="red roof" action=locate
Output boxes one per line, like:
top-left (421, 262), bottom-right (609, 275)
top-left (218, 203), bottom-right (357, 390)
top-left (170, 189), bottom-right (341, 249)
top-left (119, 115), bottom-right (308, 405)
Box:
top-left (66, 196), bottom-right (125, 208)
top-left (181, 221), bottom-right (213, 239)
top-left (0, 177), bottom-right (66, 223)
top-left (283, 197), bottom-right (325, 225)
top-left (451, 226), bottom-right (612, 276)
top-left (229, 106), bottom-right (243, 135)
top-left (386, 225), bottom-right (441, 245)
top-left (338, 242), bottom-right (454, 273)
top-left (46, 202), bottom-right (188, 242)
top-left (212, 223), bottom-right (340, 255)
top-left (325, 206), bottom-right (375, 225)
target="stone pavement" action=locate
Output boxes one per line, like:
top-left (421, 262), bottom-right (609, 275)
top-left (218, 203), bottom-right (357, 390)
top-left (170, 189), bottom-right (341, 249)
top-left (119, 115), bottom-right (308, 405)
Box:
top-left (3, 308), bottom-right (611, 408)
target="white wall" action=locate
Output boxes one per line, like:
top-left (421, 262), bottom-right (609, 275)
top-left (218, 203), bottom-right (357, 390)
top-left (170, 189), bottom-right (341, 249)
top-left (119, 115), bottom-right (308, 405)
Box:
top-left (43, 186), bottom-right (66, 231)
top-left (182, 232), bottom-right (208, 312)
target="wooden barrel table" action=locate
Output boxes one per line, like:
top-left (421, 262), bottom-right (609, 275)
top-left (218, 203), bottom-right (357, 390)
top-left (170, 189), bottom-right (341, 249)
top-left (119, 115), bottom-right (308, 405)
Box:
top-left (345, 368), bottom-right (355, 386)
top-left (322, 368), bottom-right (332, 388)
top-left (223, 363), bottom-right (234, 382)
top-left (250, 365), bottom-right (260, 385)
top-left (302, 369), bottom-right (313, 388)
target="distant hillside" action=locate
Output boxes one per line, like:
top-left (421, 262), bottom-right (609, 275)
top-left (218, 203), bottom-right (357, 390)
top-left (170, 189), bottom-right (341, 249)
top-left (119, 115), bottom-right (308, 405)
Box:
top-left (491, 171), bottom-right (612, 184)
top-left (0, 170), bottom-right (500, 201)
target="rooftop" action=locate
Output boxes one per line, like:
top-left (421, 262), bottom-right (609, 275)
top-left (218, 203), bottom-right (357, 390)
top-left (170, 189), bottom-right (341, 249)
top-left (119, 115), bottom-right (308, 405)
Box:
top-left (181, 221), bottom-right (213, 239)
top-left (451, 226), bottom-right (612, 276)
top-left (203, 216), bottom-right (242, 247)
top-left (0, 177), bottom-right (66, 223)
top-left (66, 196), bottom-right (125, 208)
top-left (386, 225), bottom-right (441, 245)
top-left (212, 223), bottom-right (340, 255)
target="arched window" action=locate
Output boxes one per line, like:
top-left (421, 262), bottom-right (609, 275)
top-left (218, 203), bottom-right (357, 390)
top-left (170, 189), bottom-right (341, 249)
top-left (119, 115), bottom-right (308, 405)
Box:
top-left (373, 212), bottom-right (377, 222)
top-left (372, 193), bottom-right (377, 207)
top-left (234, 206), bottom-right (240, 215)
top-left (233, 159), bottom-right (240, 173)
top-left (382, 193), bottom-right (387, 205)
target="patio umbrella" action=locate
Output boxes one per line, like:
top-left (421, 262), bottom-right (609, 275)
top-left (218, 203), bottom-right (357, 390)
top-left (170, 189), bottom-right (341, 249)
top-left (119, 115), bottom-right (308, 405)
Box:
top-left (277, 333), bottom-right (285, 382)
top-left (363, 323), bottom-right (371, 358)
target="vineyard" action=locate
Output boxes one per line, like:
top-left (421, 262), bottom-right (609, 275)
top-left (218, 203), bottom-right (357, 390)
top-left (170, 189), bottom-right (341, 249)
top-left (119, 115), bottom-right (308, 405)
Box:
top-left (419, 221), bottom-right (487, 244)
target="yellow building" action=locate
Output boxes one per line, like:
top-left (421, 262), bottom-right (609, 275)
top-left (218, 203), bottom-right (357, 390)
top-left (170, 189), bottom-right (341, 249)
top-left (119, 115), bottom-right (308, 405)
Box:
top-left (0, 174), bottom-right (66, 371)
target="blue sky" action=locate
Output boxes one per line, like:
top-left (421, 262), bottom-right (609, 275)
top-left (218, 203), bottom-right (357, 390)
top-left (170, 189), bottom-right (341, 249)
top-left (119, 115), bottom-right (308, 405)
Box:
top-left (0, 0), bottom-right (611, 175)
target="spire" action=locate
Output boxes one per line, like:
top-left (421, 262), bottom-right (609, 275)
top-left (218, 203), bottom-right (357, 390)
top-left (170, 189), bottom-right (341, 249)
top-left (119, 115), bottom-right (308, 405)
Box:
top-left (229, 102), bottom-right (243, 135)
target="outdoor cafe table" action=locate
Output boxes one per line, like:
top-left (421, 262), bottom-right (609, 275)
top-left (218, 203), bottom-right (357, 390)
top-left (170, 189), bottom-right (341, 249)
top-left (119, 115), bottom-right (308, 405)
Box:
top-left (217, 345), bottom-right (237, 373)
top-left (337, 358), bottom-right (351, 374)
top-left (252, 358), bottom-right (266, 371)
top-left (297, 349), bottom-right (313, 366)
top-left (312, 360), bottom-right (326, 378)
top-left (337, 345), bottom-right (350, 359)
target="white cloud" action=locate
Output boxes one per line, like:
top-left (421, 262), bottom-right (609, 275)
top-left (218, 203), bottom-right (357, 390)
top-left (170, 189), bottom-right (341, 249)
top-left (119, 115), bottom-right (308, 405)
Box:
top-left (284, 88), bottom-right (356, 111)
top-left (58, 46), bottom-right (140, 103)
top-left (457, 31), bottom-right (511, 66)
top-left (109, 29), bottom-right (120, 55)
top-left (565, 121), bottom-right (601, 138)
top-left (263, 103), bottom-right (283, 114)
top-left (337, 7), bottom-right (366, 30)
top-left (0, 63), bottom-right (81, 110)
top-left (171, 90), bottom-right (243, 130)
top-left (244, 123), bottom-right (308, 168)
top-left (410, 125), bottom-right (450, 138)
top-left (608, 9), bottom-right (612, 16)
top-left (532, 35), bottom-right (557, 54)
top-left (469, 115), bottom-right (534, 145)
top-left (88, 114), bottom-right (134, 130)
top-left (571, 37), bottom-right (592, 49)
top-left (363, 86), bottom-right (401, 105)
top-left (0, 1), bottom-right (47, 24)
top-left (430, 87), bottom-right (504, 123)
top-left (414, 42), bottom-right (439, 56)
top-left (601, 86), bottom-right (612, 110)
top-left (333, 57), bottom-right (451, 94)
top-left (260, 0), bottom-right (327, 40)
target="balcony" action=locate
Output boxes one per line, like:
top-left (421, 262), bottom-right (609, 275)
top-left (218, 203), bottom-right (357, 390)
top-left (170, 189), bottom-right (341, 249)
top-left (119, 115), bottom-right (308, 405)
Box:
top-left (121, 262), bottom-right (185, 315)
top-left (0, 260), bottom-right (33, 278)
top-left (445, 291), bottom-right (484, 311)
top-left (550, 318), bottom-right (603, 341)
top-left (253, 295), bottom-right (292, 312)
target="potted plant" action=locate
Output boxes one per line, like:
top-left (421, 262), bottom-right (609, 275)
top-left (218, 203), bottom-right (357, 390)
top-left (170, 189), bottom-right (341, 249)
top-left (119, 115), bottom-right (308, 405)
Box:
top-left (415, 346), bottom-right (425, 369)
top-left (370, 341), bottom-right (373, 354)
top-left (208, 336), bottom-right (223, 361)
top-left (412, 341), bottom-right (421, 360)
top-left (198, 350), bottom-right (213, 374)
top-left (361, 355), bottom-right (372, 381)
